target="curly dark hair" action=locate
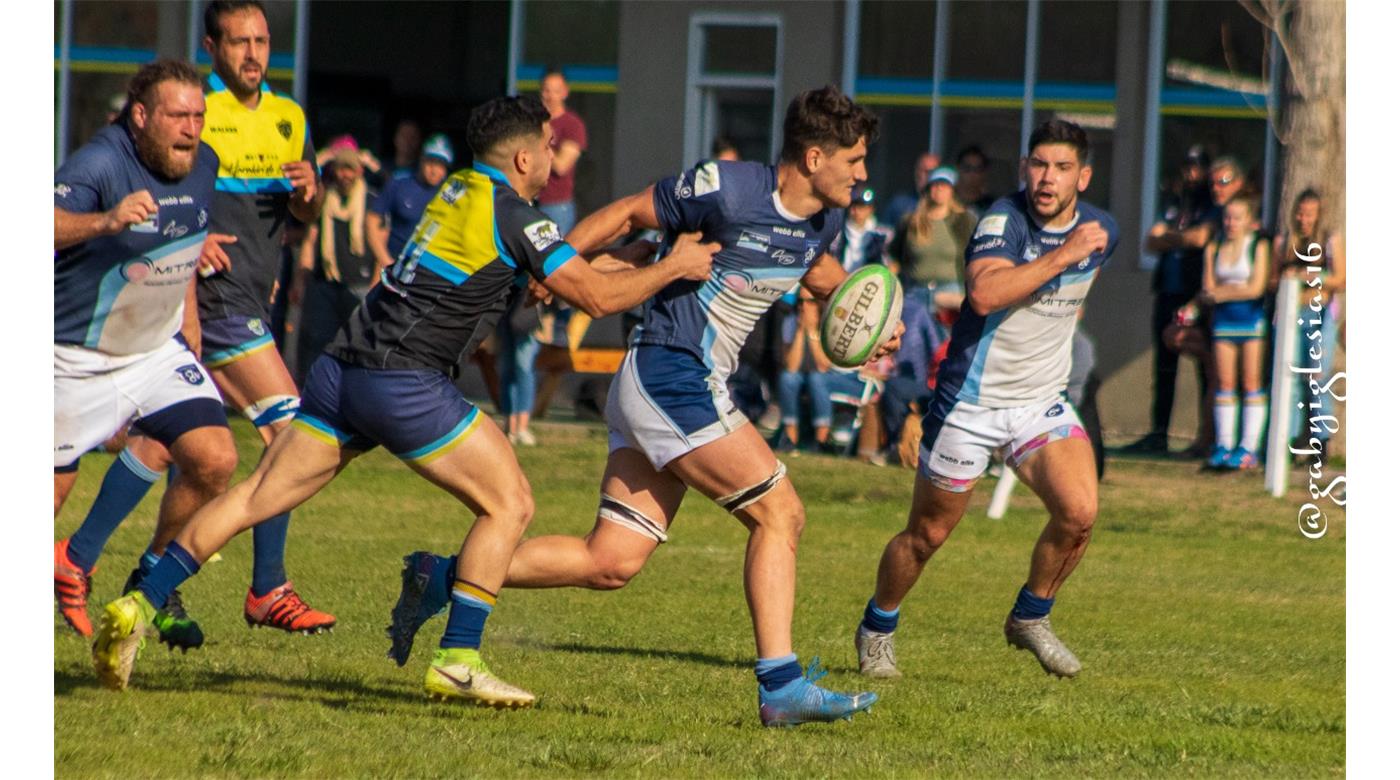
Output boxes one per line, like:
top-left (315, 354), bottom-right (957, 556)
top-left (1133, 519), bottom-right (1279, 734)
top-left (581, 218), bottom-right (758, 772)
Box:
top-left (126, 59), bottom-right (203, 113)
top-left (779, 86), bottom-right (879, 164)
top-left (466, 95), bottom-right (551, 159)
top-left (1028, 119), bottom-right (1089, 163)
top-left (204, 1), bottom-right (267, 41)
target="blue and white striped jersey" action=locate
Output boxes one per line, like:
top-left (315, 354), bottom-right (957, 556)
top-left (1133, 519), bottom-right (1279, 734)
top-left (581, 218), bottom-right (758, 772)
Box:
top-left (638, 160), bottom-right (842, 383)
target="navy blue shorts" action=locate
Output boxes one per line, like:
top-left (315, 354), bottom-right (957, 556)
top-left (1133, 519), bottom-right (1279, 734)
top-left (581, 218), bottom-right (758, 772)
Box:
top-left (293, 355), bottom-right (482, 463)
top-left (202, 314), bottom-right (276, 368)
top-left (1212, 300), bottom-right (1266, 342)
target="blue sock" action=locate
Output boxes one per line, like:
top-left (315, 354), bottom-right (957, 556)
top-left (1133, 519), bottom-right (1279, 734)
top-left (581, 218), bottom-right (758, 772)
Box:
top-left (427, 555), bottom-right (457, 616)
top-left (66, 448), bottom-right (161, 573)
top-left (440, 580), bottom-right (495, 650)
top-left (861, 599), bottom-right (900, 634)
top-left (136, 542), bottom-right (200, 610)
top-left (138, 550), bottom-right (161, 576)
top-left (250, 511), bottom-right (291, 597)
top-left (1011, 584), bottom-right (1055, 620)
top-left (755, 653), bottom-right (801, 692)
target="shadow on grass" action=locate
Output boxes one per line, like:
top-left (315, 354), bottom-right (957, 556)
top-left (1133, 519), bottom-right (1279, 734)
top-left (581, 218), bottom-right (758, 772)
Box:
top-left (539, 641), bottom-right (750, 670)
top-left (55, 664), bottom-right (427, 709)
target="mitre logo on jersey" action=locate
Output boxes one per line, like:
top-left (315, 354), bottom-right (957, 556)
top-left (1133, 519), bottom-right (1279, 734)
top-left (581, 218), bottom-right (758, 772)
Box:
top-left (694, 162), bottom-right (721, 196)
top-left (277, 119), bottom-right (293, 140)
top-left (974, 214), bottom-right (1007, 239)
top-left (121, 259), bottom-right (153, 282)
top-left (524, 220), bottom-right (561, 251)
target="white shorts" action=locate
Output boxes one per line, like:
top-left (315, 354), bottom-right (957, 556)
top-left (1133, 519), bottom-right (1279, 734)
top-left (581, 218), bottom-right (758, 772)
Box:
top-left (918, 394), bottom-right (1088, 492)
top-left (54, 339), bottom-right (225, 469)
top-left (606, 345), bottom-right (749, 471)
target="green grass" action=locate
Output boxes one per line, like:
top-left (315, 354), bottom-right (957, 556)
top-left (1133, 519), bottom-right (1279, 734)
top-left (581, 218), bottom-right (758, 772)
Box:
top-left (55, 420), bottom-right (1345, 777)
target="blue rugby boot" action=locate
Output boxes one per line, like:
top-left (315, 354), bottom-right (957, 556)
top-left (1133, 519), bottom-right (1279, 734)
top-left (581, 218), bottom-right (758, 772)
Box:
top-left (386, 552), bottom-right (451, 666)
top-left (758, 657), bottom-right (877, 728)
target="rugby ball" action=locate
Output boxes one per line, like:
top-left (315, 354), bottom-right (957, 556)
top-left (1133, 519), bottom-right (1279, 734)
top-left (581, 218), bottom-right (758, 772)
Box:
top-left (819, 264), bottom-right (903, 368)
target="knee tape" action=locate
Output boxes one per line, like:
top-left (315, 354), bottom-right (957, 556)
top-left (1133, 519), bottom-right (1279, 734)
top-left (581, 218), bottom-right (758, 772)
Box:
top-left (599, 494), bottom-right (669, 543)
top-left (243, 395), bottom-right (300, 427)
top-left (716, 461), bottom-right (788, 515)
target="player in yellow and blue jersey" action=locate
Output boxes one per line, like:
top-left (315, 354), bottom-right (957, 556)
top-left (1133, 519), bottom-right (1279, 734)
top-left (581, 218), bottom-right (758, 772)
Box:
top-left (92, 95), bottom-right (717, 702)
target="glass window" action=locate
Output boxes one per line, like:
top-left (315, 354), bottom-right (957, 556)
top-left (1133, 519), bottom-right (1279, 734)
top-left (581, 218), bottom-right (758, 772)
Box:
top-left (523, 1), bottom-right (620, 66)
top-left (858, 0), bottom-right (934, 79)
top-left (943, 108), bottom-right (1024, 205)
top-left (685, 16), bottom-right (782, 166)
top-left (703, 25), bottom-right (777, 77)
top-left (947, 0), bottom-right (1027, 82)
top-left (1038, 0), bottom-right (1118, 84)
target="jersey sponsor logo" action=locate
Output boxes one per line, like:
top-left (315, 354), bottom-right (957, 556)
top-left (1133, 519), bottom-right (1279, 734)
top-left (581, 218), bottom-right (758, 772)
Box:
top-left (1022, 243), bottom-right (1041, 262)
top-left (121, 259), bottom-right (153, 282)
top-left (693, 161), bottom-right (721, 196)
top-left (277, 119), bottom-right (293, 140)
top-left (974, 214), bottom-right (1008, 238)
top-left (440, 180), bottom-right (465, 205)
top-left (55, 183), bottom-right (72, 199)
top-left (972, 238), bottom-right (1006, 254)
top-left (523, 220), bottom-right (562, 251)
top-left (162, 221), bottom-right (189, 239)
top-left (130, 213), bottom-right (159, 234)
top-left (803, 240), bottom-right (821, 264)
top-left (1045, 403), bottom-right (1064, 418)
top-left (175, 364), bottom-right (206, 385)
top-left (772, 249), bottom-right (797, 265)
top-left (673, 177), bottom-right (692, 200)
top-left (247, 318), bottom-right (265, 336)
top-left (737, 230), bottom-right (770, 253)
top-left (197, 207), bottom-right (208, 228)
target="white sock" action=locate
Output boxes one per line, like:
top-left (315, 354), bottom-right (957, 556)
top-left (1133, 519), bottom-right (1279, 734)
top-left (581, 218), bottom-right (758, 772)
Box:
top-left (1241, 393), bottom-right (1267, 452)
top-left (1214, 394), bottom-right (1239, 449)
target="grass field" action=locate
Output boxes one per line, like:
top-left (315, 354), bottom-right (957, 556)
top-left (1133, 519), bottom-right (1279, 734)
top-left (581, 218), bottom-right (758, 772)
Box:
top-left (54, 419), bottom-right (1345, 777)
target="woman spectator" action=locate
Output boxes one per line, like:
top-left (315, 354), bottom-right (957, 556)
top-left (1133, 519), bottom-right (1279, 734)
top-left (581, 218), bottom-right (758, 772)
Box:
top-left (1200, 196), bottom-right (1270, 470)
top-left (294, 138), bottom-right (377, 382)
top-left (1272, 188), bottom-right (1346, 461)
top-left (888, 165), bottom-right (977, 331)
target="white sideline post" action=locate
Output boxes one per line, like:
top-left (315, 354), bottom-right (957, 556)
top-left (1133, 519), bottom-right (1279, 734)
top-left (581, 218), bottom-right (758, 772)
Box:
top-left (987, 467), bottom-right (1018, 519)
top-left (1266, 278), bottom-right (1301, 496)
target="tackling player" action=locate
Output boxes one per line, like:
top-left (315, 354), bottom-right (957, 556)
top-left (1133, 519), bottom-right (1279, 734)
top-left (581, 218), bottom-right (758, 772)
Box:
top-left (54, 60), bottom-right (237, 642)
top-left (55, 0), bottom-right (335, 642)
top-left (853, 119), bottom-right (1118, 680)
top-left (387, 86), bottom-right (898, 727)
top-left (91, 95), bottom-right (718, 705)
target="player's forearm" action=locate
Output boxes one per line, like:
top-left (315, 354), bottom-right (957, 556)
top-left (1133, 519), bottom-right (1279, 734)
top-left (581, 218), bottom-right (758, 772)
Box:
top-left (565, 190), bottom-right (654, 254)
top-left (567, 259), bottom-right (685, 318)
top-left (966, 255), bottom-right (1070, 315)
top-left (287, 189), bottom-right (324, 224)
top-left (54, 207), bottom-right (114, 250)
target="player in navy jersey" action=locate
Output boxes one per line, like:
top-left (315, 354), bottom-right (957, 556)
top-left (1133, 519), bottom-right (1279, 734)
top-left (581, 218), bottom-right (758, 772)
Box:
top-left (854, 120), bottom-right (1118, 680)
top-left (92, 95), bottom-right (717, 702)
top-left (53, 60), bottom-right (237, 642)
top-left (388, 87), bottom-right (900, 727)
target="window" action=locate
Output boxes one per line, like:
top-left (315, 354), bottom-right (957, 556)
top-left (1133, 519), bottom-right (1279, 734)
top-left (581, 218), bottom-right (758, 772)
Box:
top-left (683, 14), bottom-right (783, 167)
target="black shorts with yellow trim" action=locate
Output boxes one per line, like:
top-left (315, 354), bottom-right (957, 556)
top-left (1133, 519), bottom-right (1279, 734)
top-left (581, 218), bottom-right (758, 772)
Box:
top-left (292, 354), bottom-right (482, 463)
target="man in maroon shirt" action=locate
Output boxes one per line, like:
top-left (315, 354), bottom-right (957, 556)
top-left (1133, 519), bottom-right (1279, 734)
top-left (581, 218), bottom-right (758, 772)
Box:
top-left (537, 69), bottom-right (588, 231)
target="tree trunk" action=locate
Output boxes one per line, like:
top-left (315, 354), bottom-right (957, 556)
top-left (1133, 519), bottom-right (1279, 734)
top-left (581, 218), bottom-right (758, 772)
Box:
top-left (1276, 0), bottom-right (1346, 241)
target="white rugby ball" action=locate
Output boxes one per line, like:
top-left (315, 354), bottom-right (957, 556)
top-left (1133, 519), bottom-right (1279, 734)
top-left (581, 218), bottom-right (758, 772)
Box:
top-left (819, 264), bottom-right (903, 368)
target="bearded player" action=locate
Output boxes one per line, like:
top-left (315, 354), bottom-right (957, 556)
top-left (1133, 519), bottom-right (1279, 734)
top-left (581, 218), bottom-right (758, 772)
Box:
top-left (853, 119), bottom-right (1118, 680)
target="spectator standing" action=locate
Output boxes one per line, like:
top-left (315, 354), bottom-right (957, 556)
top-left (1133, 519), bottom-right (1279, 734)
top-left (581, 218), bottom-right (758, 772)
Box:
top-left (369, 133), bottom-right (453, 267)
top-left (1201, 196), bottom-right (1270, 470)
top-left (294, 138), bottom-right (377, 381)
top-left (538, 69), bottom-right (588, 231)
top-left (889, 165), bottom-right (976, 324)
top-left (1272, 188), bottom-right (1345, 461)
top-left (775, 296), bottom-right (836, 452)
top-left (880, 151), bottom-right (939, 227)
top-left (712, 136), bottom-right (741, 161)
top-left (1127, 145), bottom-right (1214, 454)
top-left (831, 186), bottom-right (892, 272)
top-left (954, 145), bottom-right (997, 216)
top-left (388, 118), bottom-right (423, 181)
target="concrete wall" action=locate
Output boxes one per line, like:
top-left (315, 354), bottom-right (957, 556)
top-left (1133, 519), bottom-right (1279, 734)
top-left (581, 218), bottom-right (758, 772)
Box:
top-left (613, 0), bottom-right (844, 193)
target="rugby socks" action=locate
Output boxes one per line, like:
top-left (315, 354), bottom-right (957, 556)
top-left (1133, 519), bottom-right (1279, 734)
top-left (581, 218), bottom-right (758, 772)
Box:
top-left (1214, 392), bottom-right (1239, 449)
top-left (138, 549), bottom-right (161, 577)
top-left (427, 554), bottom-right (457, 614)
top-left (861, 599), bottom-right (901, 634)
top-left (1241, 391), bottom-right (1267, 452)
top-left (1011, 584), bottom-right (1054, 621)
top-left (250, 511), bottom-right (291, 597)
top-left (66, 448), bottom-right (161, 573)
top-left (440, 579), bottom-right (496, 650)
top-left (754, 653), bottom-right (802, 692)
top-left (136, 541), bottom-right (200, 610)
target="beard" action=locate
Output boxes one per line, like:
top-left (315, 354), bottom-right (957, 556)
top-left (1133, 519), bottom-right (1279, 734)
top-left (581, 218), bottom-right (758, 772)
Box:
top-left (134, 128), bottom-right (196, 180)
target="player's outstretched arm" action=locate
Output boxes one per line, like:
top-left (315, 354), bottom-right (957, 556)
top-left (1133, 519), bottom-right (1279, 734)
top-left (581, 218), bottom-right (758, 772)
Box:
top-left (543, 233), bottom-right (718, 318)
top-left (966, 221), bottom-right (1108, 315)
top-left (564, 186), bottom-right (662, 254)
top-left (54, 190), bottom-right (157, 250)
